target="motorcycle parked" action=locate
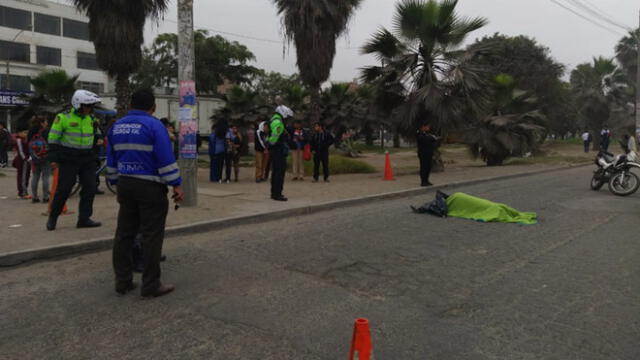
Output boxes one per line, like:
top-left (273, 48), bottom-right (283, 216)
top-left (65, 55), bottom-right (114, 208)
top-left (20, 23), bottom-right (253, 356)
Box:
top-left (591, 150), bottom-right (640, 196)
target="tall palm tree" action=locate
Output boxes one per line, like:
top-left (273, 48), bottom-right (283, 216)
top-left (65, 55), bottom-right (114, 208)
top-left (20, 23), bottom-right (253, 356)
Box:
top-left (29, 69), bottom-right (79, 112)
top-left (272, 0), bottom-right (363, 123)
top-left (361, 0), bottom-right (487, 136)
top-left (615, 29), bottom-right (639, 83)
top-left (72, 0), bottom-right (170, 116)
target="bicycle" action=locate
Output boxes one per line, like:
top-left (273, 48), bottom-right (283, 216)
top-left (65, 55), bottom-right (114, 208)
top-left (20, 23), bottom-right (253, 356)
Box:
top-left (70, 155), bottom-right (117, 196)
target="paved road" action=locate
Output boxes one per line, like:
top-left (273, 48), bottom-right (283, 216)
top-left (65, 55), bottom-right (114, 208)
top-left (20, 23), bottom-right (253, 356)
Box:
top-left (1, 166), bottom-right (638, 359)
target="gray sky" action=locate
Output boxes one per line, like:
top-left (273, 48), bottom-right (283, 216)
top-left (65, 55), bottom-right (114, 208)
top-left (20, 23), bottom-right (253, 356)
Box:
top-left (145, 0), bottom-right (638, 82)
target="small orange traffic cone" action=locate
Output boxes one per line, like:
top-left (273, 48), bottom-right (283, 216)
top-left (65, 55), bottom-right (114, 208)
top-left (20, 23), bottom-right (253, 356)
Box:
top-left (383, 151), bottom-right (394, 181)
top-left (348, 318), bottom-right (373, 360)
top-left (47, 168), bottom-right (68, 216)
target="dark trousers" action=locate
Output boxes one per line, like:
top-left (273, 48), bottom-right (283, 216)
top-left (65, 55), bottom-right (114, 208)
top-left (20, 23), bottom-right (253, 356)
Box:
top-left (50, 159), bottom-right (96, 221)
top-left (0, 146), bottom-right (7, 165)
top-left (113, 177), bottom-right (169, 294)
top-left (583, 141), bottom-right (590, 153)
top-left (270, 148), bottom-right (287, 198)
top-left (15, 157), bottom-right (30, 196)
top-left (419, 152), bottom-right (433, 185)
top-left (221, 152), bottom-right (233, 181)
top-left (313, 151), bottom-right (329, 180)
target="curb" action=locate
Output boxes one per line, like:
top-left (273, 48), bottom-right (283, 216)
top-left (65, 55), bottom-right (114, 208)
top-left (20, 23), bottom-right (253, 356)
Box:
top-left (0, 163), bottom-right (591, 267)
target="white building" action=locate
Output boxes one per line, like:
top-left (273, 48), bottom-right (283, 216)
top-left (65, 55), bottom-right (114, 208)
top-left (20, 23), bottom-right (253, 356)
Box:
top-left (0, 0), bottom-right (109, 127)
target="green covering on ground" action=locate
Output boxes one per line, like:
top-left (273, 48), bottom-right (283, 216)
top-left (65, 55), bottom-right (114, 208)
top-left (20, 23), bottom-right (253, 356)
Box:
top-left (446, 192), bottom-right (537, 225)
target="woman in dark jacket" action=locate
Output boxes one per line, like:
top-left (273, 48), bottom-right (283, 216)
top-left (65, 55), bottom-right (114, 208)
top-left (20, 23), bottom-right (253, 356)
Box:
top-left (209, 118), bottom-right (229, 182)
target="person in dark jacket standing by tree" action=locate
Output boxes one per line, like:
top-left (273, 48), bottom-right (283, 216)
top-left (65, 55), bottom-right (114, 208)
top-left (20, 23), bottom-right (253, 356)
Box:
top-left (310, 123), bottom-right (334, 183)
top-left (417, 123), bottom-right (437, 187)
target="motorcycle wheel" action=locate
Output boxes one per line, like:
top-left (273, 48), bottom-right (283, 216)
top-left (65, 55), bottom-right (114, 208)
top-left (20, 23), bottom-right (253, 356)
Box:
top-left (608, 171), bottom-right (640, 196)
top-left (590, 172), bottom-right (605, 190)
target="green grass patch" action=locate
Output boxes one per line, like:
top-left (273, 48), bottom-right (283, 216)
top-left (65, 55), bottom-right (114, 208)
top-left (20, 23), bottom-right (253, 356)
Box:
top-left (287, 155), bottom-right (376, 175)
top-left (546, 138), bottom-right (582, 146)
top-left (505, 155), bottom-right (591, 166)
top-left (352, 143), bottom-right (410, 154)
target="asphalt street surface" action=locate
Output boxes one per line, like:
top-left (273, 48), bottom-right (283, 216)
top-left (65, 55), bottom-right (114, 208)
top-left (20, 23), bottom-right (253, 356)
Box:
top-left (1, 166), bottom-right (639, 359)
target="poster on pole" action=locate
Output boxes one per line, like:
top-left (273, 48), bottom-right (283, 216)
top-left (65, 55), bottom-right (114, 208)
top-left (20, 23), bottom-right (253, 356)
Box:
top-left (178, 79), bottom-right (198, 160)
top-left (179, 108), bottom-right (197, 159)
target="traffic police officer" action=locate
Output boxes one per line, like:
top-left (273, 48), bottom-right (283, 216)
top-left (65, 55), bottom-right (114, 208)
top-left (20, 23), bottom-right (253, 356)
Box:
top-left (268, 105), bottom-right (293, 201)
top-left (47, 90), bottom-right (102, 230)
top-left (107, 89), bottom-right (184, 298)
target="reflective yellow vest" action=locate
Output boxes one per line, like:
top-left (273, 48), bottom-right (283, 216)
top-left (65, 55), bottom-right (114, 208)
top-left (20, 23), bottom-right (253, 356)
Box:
top-left (48, 108), bottom-right (95, 150)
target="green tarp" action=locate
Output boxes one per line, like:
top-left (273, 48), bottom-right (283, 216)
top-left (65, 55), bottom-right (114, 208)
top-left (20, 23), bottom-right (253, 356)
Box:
top-left (445, 192), bottom-right (537, 225)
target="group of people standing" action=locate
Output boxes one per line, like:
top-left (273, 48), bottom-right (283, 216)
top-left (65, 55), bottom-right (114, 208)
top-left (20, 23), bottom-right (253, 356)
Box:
top-left (209, 104), bottom-right (336, 201)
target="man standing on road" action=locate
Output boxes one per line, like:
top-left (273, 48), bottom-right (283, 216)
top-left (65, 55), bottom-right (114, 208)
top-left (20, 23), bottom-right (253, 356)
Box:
top-left (46, 90), bottom-right (102, 231)
top-left (0, 122), bottom-right (9, 167)
top-left (417, 123), bottom-right (437, 187)
top-left (600, 126), bottom-right (611, 152)
top-left (268, 105), bottom-right (293, 201)
top-left (107, 89), bottom-right (184, 298)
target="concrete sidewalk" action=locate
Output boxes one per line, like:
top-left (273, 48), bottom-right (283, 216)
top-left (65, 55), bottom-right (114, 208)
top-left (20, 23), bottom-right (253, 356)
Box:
top-left (0, 153), bottom-right (587, 259)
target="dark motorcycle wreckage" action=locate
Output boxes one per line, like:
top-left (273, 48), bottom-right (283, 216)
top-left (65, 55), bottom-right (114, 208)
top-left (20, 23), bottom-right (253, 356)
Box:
top-left (591, 150), bottom-right (640, 196)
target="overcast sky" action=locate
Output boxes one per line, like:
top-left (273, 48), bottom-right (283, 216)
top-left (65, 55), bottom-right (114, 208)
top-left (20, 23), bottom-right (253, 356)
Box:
top-left (143, 0), bottom-right (638, 82)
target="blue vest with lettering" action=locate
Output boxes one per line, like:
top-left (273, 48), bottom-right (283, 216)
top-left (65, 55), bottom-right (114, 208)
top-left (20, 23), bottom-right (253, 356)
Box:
top-left (106, 110), bottom-right (182, 186)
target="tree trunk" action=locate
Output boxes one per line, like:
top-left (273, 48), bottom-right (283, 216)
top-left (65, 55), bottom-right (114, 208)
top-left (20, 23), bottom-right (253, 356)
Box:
top-left (310, 86), bottom-right (321, 124)
top-left (364, 124), bottom-right (374, 146)
top-left (393, 127), bottom-right (400, 148)
top-left (115, 75), bottom-right (131, 118)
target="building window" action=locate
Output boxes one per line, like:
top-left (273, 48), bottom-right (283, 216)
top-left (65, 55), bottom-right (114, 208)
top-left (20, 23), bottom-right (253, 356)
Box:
top-left (77, 52), bottom-right (98, 70)
top-left (76, 81), bottom-right (104, 94)
top-left (36, 46), bottom-right (61, 66)
top-left (34, 13), bottom-right (60, 36)
top-left (0, 6), bottom-right (32, 31)
top-left (0, 74), bottom-right (31, 92)
top-left (0, 40), bottom-right (30, 63)
top-left (63, 18), bottom-right (90, 41)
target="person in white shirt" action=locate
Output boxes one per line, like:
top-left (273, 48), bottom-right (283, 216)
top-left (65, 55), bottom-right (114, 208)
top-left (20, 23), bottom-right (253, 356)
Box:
top-left (581, 130), bottom-right (592, 153)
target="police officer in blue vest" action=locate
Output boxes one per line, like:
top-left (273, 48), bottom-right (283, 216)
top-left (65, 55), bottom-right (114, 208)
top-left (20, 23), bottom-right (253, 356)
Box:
top-left (107, 89), bottom-right (184, 298)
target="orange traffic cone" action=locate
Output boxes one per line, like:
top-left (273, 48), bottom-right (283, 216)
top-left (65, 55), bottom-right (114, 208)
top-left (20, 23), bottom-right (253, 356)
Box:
top-left (47, 168), bottom-right (68, 216)
top-left (348, 318), bottom-right (373, 360)
top-left (383, 151), bottom-right (394, 181)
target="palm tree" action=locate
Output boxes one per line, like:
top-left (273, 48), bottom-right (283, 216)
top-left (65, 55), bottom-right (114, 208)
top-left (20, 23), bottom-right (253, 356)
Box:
top-left (272, 0), bottom-right (363, 123)
top-left (466, 74), bottom-right (546, 166)
top-left (361, 0), bottom-right (488, 137)
top-left (72, 0), bottom-right (170, 117)
top-left (615, 29), bottom-right (639, 83)
top-left (28, 69), bottom-right (79, 112)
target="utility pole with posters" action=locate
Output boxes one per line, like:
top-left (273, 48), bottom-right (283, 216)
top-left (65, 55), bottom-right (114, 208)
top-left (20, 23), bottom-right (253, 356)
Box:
top-left (177, 0), bottom-right (198, 206)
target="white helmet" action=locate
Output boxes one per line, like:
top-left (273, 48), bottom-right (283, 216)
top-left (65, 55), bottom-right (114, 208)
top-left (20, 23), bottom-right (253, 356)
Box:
top-left (72, 89), bottom-right (101, 110)
top-left (275, 105), bottom-right (294, 119)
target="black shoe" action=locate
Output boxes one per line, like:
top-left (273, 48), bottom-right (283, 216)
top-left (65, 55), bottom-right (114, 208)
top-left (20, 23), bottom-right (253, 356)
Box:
top-left (95, 189), bottom-right (105, 195)
top-left (421, 182), bottom-right (433, 187)
top-left (272, 195), bottom-right (288, 202)
top-left (46, 216), bottom-right (57, 231)
top-left (115, 281), bottom-right (137, 295)
top-left (77, 219), bottom-right (102, 228)
top-left (160, 255), bottom-right (167, 262)
top-left (142, 284), bottom-right (175, 298)
top-left (43, 198), bottom-right (49, 203)
top-left (32, 197), bottom-right (40, 203)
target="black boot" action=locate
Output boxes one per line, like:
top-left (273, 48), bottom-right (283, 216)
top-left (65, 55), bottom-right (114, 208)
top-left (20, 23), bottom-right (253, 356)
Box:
top-left (77, 219), bottom-right (102, 228)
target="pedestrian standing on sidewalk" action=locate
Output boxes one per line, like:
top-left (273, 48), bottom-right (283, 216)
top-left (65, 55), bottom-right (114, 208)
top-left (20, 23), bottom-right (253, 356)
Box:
top-left (107, 89), bottom-right (184, 298)
top-left (417, 123), bottom-right (437, 187)
top-left (13, 127), bottom-right (31, 199)
top-left (581, 130), bottom-right (591, 153)
top-left (46, 90), bottom-right (102, 231)
top-left (28, 115), bottom-right (51, 203)
top-left (254, 117), bottom-right (270, 183)
top-left (600, 126), bottom-right (611, 152)
top-left (310, 123), bottom-right (334, 183)
top-left (227, 124), bottom-right (242, 182)
top-left (0, 122), bottom-right (9, 168)
top-left (209, 118), bottom-right (229, 183)
top-left (289, 119), bottom-right (307, 181)
top-left (268, 105), bottom-right (293, 201)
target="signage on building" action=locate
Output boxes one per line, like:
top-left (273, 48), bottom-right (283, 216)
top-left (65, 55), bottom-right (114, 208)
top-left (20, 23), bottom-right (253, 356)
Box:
top-left (0, 91), bottom-right (31, 106)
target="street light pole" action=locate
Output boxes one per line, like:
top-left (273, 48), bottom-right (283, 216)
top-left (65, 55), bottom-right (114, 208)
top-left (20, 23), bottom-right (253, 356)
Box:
top-left (4, 29), bottom-right (27, 133)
